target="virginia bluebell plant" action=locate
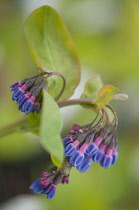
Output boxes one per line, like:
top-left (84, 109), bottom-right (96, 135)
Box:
top-left (0, 4), bottom-right (129, 203)
top-left (6, 5), bottom-right (127, 200)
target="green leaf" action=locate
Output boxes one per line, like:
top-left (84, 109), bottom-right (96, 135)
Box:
top-left (80, 75), bottom-right (103, 110)
top-left (26, 112), bottom-right (41, 135)
top-left (81, 74), bottom-right (103, 99)
top-left (95, 85), bottom-right (119, 109)
top-left (40, 89), bottom-right (64, 166)
top-left (24, 5), bottom-right (81, 100)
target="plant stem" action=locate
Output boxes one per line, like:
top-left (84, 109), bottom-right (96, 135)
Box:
top-left (58, 98), bottom-right (96, 108)
top-left (38, 67), bottom-right (66, 101)
top-left (46, 72), bottom-right (66, 101)
top-left (60, 157), bottom-right (72, 176)
top-left (106, 104), bottom-right (118, 128)
top-left (0, 116), bottom-right (28, 138)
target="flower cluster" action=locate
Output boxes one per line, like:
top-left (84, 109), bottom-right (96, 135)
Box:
top-left (29, 107), bottom-right (119, 199)
top-left (29, 167), bottom-right (69, 199)
top-left (10, 75), bottom-right (44, 114)
top-left (63, 109), bottom-right (118, 172)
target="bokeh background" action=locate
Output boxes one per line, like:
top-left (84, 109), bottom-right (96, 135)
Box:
top-left (0, 0), bottom-right (139, 210)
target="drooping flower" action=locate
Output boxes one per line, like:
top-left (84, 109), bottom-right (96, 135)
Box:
top-left (10, 75), bottom-right (44, 114)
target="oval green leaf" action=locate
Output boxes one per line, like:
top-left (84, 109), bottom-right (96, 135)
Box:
top-left (40, 89), bottom-right (64, 166)
top-left (24, 5), bottom-right (81, 100)
top-left (95, 85), bottom-right (119, 109)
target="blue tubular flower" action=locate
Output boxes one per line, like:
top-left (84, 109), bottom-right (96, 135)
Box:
top-left (42, 183), bottom-right (56, 195)
top-left (70, 150), bottom-right (84, 167)
top-left (85, 136), bottom-right (103, 156)
top-left (64, 139), bottom-right (80, 156)
top-left (22, 95), bottom-right (36, 114)
top-left (47, 188), bottom-right (56, 199)
top-left (29, 178), bottom-right (43, 193)
top-left (70, 142), bottom-right (89, 167)
top-left (17, 92), bottom-right (32, 110)
top-left (111, 147), bottom-right (118, 165)
top-left (85, 143), bottom-right (98, 156)
top-left (100, 156), bottom-right (112, 168)
top-left (63, 136), bottom-right (73, 146)
top-left (100, 146), bottom-right (116, 168)
top-left (65, 144), bottom-right (77, 156)
top-left (93, 143), bottom-right (107, 162)
top-left (77, 156), bottom-right (92, 173)
top-left (12, 85), bottom-right (27, 100)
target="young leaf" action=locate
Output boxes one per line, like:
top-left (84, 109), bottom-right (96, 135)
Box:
top-left (81, 75), bottom-right (103, 99)
top-left (95, 85), bottom-right (119, 109)
top-left (24, 5), bottom-right (81, 101)
top-left (80, 75), bottom-right (103, 110)
top-left (40, 89), bottom-right (64, 166)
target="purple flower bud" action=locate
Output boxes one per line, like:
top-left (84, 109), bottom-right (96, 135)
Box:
top-left (10, 81), bottom-right (22, 91)
top-left (33, 101), bottom-right (41, 114)
top-left (61, 176), bottom-right (69, 184)
top-left (63, 136), bottom-right (73, 145)
top-left (69, 124), bottom-right (80, 135)
top-left (42, 172), bottom-right (49, 178)
top-left (40, 178), bottom-right (49, 188)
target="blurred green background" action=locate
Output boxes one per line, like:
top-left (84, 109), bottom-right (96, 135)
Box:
top-left (0, 0), bottom-right (139, 210)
